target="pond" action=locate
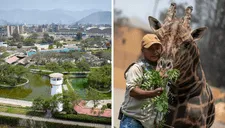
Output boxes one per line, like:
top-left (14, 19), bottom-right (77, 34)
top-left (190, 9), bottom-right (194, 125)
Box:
top-left (70, 78), bottom-right (88, 98)
top-left (0, 73), bottom-right (51, 101)
top-left (70, 78), bottom-right (111, 99)
top-left (0, 74), bottom-right (111, 101)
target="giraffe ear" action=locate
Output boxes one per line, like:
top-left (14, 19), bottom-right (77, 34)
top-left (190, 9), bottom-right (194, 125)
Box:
top-left (191, 27), bottom-right (207, 41)
top-left (148, 16), bottom-right (162, 32)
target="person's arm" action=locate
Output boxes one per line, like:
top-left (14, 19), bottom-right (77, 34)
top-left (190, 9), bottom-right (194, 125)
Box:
top-left (130, 86), bottom-right (164, 100)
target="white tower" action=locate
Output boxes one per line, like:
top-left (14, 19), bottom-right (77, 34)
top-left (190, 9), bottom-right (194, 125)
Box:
top-left (49, 73), bottom-right (63, 112)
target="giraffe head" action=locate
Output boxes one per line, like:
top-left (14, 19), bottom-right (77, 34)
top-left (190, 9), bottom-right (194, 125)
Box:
top-left (149, 3), bottom-right (207, 78)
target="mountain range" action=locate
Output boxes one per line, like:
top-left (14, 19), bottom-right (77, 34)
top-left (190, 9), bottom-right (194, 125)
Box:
top-left (0, 9), bottom-right (111, 25)
top-left (76, 11), bottom-right (111, 25)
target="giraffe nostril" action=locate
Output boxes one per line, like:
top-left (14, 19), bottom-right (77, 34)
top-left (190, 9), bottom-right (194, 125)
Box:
top-left (166, 62), bottom-right (173, 69)
top-left (167, 62), bottom-right (171, 67)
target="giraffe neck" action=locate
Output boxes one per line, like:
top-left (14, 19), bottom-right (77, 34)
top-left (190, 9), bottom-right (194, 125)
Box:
top-left (170, 42), bottom-right (205, 99)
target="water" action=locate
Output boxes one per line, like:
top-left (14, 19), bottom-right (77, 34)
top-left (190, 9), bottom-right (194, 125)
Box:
top-left (0, 75), bottom-right (110, 101)
top-left (71, 78), bottom-right (88, 98)
top-left (0, 73), bottom-right (51, 101)
top-left (27, 48), bottom-right (81, 56)
top-left (70, 78), bottom-right (111, 99)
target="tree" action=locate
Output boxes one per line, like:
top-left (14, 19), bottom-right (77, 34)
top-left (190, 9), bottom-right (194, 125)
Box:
top-left (46, 62), bottom-right (63, 72)
top-left (14, 65), bottom-right (28, 82)
top-left (86, 88), bottom-right (102, 108)
top-left (88, 64), bottom-right (111, 90)
top-left (42, 33), bottom-right (54, 44)
top-left (70, 51), bottom-right (82, 61)
top-left (54, 41), bottom-right (63, 48)
top-left (192, 0), bottom-right (225, 87)
top-left (0, 47), bottom-right (7, 52)
top-left (29, 33), bottom-right (38, 40)
top-left (17, 43), bottom-right (22, 48)
top-left (48, 44), bottom-right (53, 49)
top-left (23, 38), bottom-right (35, 46)
top-left (12, 31), bottom-right (21, 42)
top-left (93, 50), bottom-right (111, 61)
top-left (43, 33), bottom-right (50, 39)
top-left (76, 32), bottom-right (82, 40)
top-left (0, 52), bottom-right (10, 58)
top-left (32, 97), bottom-right (45, 112)
top-left (76, 59), bottom-right (90, 71)
top-left (61, 91), bottom-right (80, 114)
top-left (61, 61), bottom-right (75, 72)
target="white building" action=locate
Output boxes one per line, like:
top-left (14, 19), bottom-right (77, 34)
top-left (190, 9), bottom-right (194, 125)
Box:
top-left (34, 44), bottom-right (49, 50)
top-left (0, 42), bottom-right (8, 47)
top-left (49, 73), bottom-right (63, 112)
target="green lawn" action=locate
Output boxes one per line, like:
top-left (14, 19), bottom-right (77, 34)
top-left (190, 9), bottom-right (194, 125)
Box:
top-left (0, 105), bottom-right (31, 115)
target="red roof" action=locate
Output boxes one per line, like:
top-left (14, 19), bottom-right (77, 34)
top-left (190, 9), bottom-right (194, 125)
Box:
top-left (74, 100), bottom-right (111, 117)
top-left (6, 56), bottom-right (19, 64)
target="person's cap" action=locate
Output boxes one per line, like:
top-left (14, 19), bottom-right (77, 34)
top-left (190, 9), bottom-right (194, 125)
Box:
top-left (142, 34), bottom-right (162, 48)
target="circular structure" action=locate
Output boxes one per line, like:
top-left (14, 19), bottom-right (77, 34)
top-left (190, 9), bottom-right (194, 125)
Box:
top-left (49, 73), bottom-right (64, 78)
top-left (49, 73), bottom-right (63, 112)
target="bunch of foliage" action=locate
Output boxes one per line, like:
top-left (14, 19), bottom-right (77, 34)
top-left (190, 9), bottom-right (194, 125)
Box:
top-left (136, 69), bottom-right (180, 127)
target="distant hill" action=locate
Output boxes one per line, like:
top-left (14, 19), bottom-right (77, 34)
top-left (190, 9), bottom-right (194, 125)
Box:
top-left (87, 28), bottom-right (111, 35)
top-left (0, 9), bottom-right (101, 24)
top-left (76, 11), bottom-right (111, 25)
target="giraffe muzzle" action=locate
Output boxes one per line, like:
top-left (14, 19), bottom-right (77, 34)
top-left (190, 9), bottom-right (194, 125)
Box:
top-left (156, 59), bottom-right (173, 77)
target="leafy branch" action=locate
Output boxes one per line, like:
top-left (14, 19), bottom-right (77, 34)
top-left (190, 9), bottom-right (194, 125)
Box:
top-left (136, 69), bottom-right (180, 127)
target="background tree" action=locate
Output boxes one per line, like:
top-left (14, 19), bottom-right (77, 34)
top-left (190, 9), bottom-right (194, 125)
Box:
top-left (76, 32), bottom-right (82, 40)
top-left (54, 41), bottom-right (63, 48)
top-left (61, 61), bottom-right (75, 72)
top-left (76, 59), bottom-right (90, 71)
top-left (14, 65), bottom-right (28, 83)
top-left (86, 88), bottom-right (102, 108)
top-left (29, 33), bottom-right (38, 40)
top-left (23, 38), bottom-right (35, 46)
top-left (17, 43), bottom-right (22, 48)
top-left (192, 0), bottom-right (225, 87)
top-left (61, 91), bottom-right (80, 114)
top-left (45, 62), bottom-right (63, 72)
top-left (0, 52), bottom-right (9, 58)
top-left (70, 51), bottom-right (82, 62)
top-left (88, 64), bottom-right (111, 90)
top-left (42, 33), bottom-right (54, 44)
top-left (48, 44), bottom-right (53, 49)
top-left (32, 97), bottom-right (45, 112)
top-left (12, 31), bottom-right (22, 42)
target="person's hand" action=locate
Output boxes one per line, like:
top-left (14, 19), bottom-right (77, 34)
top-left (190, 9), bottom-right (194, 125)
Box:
top-left (154, 87), bottom-right (164, 96)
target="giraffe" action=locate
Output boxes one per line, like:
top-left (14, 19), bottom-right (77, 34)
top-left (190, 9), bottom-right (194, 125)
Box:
top-left (148, 3), bottom-right (215, 128)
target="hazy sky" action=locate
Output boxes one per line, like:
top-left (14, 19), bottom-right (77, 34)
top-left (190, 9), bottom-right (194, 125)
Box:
top-left (0, 0), bottom-right (111, 11)
top-left (115, 0), bottom-right (195, 24)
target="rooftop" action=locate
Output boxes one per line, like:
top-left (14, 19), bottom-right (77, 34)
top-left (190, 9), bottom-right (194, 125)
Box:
top-left (49, 73), bottom-right (63, 78)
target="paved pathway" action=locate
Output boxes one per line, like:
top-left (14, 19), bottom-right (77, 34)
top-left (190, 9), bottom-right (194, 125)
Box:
top-left (0, 112), bottom-right (111, 128)
top-left (0, 97), bottom-right (32, 107)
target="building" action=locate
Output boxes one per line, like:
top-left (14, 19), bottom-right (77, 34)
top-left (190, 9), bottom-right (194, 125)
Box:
top-left (49, 73), bottom-right (63, 112)
top-left (6, 25), bottom-right (24, 37)
top-left (0, 26), bottom-right (7, 37)
top-left (114, 19), bottom-right (152, 89)
top-left (19, 25), bottom-right (24, 34)
top-left (0, 42), bottom-right (8, 47)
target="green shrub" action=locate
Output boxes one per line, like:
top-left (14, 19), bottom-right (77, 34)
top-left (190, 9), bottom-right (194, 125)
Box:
top-left (53, 113), bottom-right (111, 125)
top-left (0, 115), bottom-right (94, 128)
top-left (0, 115), bottom-right (20, 126)
top-left (106, 103), bottom-right (111, 109)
